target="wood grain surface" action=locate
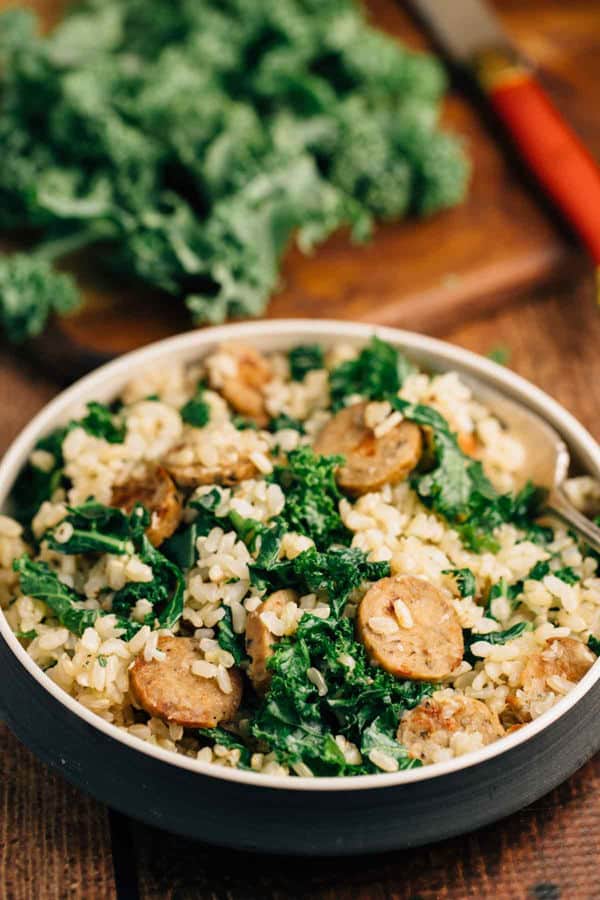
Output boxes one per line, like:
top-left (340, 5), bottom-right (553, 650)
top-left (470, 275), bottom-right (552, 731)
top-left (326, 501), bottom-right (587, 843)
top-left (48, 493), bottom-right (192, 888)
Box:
top-left (2, 279), bottom-right (600, 900)
top-left (4, 0), bottom-right (599, 374)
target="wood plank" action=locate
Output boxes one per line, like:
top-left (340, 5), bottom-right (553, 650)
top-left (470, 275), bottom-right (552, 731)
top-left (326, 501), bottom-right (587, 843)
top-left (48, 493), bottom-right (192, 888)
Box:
top-left (0, 725), bottom-right (117, 900)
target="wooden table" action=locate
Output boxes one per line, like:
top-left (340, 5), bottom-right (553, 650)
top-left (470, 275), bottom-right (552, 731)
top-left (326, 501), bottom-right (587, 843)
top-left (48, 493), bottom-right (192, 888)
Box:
top-left (3, 0), bottom-right (600, 895)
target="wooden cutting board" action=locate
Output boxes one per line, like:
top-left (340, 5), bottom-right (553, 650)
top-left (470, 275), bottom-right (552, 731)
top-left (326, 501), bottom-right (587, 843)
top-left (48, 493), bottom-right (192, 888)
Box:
top-left (5, 0), bottom-right (600, 377)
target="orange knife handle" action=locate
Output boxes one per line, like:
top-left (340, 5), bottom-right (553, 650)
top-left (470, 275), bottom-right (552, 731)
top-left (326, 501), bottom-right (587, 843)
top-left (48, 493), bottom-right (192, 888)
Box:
top-left (486, 73), bottom-right (600, 264)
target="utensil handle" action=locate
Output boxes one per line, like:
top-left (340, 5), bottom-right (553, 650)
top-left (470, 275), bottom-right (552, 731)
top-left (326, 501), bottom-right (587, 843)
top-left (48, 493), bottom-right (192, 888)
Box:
top-left (549, 490), bottom-right (600, 555)
top-left (484, 69), bottom-right (600, 265)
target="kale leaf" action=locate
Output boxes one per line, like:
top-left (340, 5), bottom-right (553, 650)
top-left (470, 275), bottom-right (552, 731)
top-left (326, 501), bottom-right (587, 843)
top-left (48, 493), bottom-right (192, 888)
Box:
top-left (443, 567), bottom-right (476, 599)
top-left (162, 489), bottom-right (223, 570)
top-left (251, 613), bottom-right (429, 775)
top-left (45, 500), bottom-right (148, 555)
top-left (268, 446), bottom-right (350, 549)
top-left (391, 397), bottom-right (548, 552)
top-left (588, 635), bottom-right (600, 656)
top-left (11, 402), bottom-right (126, 526)
top-left (180, 383), bottom-right (210, 428)
top-left (464, 621), bottom-right (531, 665)
top-left (268, 413), bottom-right (305, 434)
top-left (329, 336), bottom-right (413, 411)
top-left (79, 401), bottom-right (126, 443)
top-left (0, 252), bottom-right (80, 342)
top-left (197, 728), bottom-right (252, 769)
top-left (0, 1), bottom-right (469, 341)
top-left (288, 344), bottom-right (324, 381)
top-left (111, 536), bottom-right (185, 631)
top-left (13, 555), bottom-right (100, 636)
top-left (19, 498), bottom-right (184, 635)
top-left (484, 559), bottom-right (551, 620)
top-left (250, 543), bottom-right (389, 619)
top-left (217, 606), bottom-right (248, 666)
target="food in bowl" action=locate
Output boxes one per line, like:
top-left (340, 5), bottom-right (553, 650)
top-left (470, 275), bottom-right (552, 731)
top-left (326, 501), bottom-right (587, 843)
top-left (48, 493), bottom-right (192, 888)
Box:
top-left (2, 336), bottom-right (599, 778)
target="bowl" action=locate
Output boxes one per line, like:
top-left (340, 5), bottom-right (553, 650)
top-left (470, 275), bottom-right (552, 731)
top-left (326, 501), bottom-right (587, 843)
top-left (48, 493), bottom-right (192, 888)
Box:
top-left (1, 319), bottom-right (599, 855)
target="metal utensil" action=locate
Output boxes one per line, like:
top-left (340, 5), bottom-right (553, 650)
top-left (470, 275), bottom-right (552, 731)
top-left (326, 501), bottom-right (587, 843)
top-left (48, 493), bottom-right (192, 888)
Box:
top-left (463, 376), bottom-right (600, 553)
top-left (409, 0), bottom-right (600, 298)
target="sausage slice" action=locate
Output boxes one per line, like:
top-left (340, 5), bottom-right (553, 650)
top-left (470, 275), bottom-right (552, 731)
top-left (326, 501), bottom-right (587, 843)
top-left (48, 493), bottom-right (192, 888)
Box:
top-left (520, 637), bottom-right (595, 695)
top-left (313, 402), bottom-right (422, 495)
top-left (398, 694), bottom-right (504, 761)
top-left (357, 575), bottom-right (463, 681)
top-left (245, 589), bottom-right (297, 693)
top-left (217, 343), bottom-right (272, 427)
top-left (130, 636), bottom-right (242, 728)
top-left (111, 466), bottom-right (182, 547)
top-left (163, 442), bottom-right (258, 488)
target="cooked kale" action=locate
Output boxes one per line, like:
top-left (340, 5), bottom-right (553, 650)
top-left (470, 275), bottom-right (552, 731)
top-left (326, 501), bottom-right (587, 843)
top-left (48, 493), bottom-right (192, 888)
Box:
top-left (11, 402), bottom-right (126, 526)
top-left (391, 397), bottom-right (548, 552)
top-left (251, 543), bottom-right (389, 619)
top-left (443, 567), bottom-right (476, 599)
top-left (0, 1), bottom-right (468, 341)
top-left (197, 728), bottom-right (252, 769)
top-left (13, 556), bottom-right (101, 636)
top-left (78, 401), bottom-right (126, 444)
top-left (11, 427), bottom-right (67, 526)
top-left (217, 607), bottom-right (248, 666)
top-left (162, 489), bottom-right (224, 569)
top-left (18, 500), bottom-right (184, 635)
top-left (45, 500), bottom-right (147, 555)
top-left (552, 566), bottom-right (580, 585)
top-left (464, 621), bottom-right (531, 665)
top-left (268, 446), bottom-right (350, 549)
top-left (485, 560), bottom-right (581, 622)
top-left (111, 535), bottom-right (185, 631)
top-left (232, 415), bottom-right (258, 431)
top-left (268, 413), bottom-right (305, 434)
top-left (588, 635), bottom-right (600, 656)
top-left (251, 613), bottom-right (430, 775)
top-left (180, 383), bottom-right (210, 428)
top-left (329, 336), bottom-right (414, 411)
top-left (288, 344), bottom-right (324, 382)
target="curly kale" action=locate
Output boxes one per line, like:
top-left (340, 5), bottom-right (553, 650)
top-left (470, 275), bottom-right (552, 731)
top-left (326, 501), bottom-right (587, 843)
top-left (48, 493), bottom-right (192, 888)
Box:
top-left (251, 613), bottom-right (432, 775)
top-left (17, 499), bottom-right (184, 636)
top-left (0, 0), bottom-right (469, 341)
top-left (268, 446), bottom-right (350, 549)
top-left (11, 401), bottom-right (126, 527)
top-left (391, 397), bottom-right (549, 552)
top-left (329, 336), bottom-right (414, 410)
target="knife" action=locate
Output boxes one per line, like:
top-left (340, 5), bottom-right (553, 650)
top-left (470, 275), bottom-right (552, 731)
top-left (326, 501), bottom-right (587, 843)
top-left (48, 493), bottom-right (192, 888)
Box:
top-left (409, 0), bottom-right (600, 294)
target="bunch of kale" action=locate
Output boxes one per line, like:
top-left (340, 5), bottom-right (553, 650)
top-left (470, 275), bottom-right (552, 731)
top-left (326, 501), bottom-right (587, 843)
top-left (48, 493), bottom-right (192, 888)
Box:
top-left (0, 0), bottom-right (469, 341)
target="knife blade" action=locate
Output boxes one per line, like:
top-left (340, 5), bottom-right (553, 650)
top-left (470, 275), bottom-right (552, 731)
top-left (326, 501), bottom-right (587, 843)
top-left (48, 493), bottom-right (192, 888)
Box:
top-left (408, 0), bottom-right (513, 65)
top-left (409, 0), bottom-right (600, 297)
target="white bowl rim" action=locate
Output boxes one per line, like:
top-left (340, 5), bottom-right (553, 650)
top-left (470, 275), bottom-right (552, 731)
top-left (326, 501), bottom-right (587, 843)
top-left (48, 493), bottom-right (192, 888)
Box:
top-left (1, 318), bottom-right (599, 793)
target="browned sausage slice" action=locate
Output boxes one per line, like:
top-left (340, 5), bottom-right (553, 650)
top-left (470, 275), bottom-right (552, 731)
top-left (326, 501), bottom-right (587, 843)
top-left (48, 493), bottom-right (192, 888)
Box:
top-left (520, 637), bottom-right (595, 695)
top-left (245, 590), bottom-right (297, 693)
top-left (163, 443), bottom-right (258, 488)
top-left (130, 636), bottom-right (243, 728)
top-left (357, 575), bottom-right (464, 681)
top-left (313, 402), bottom-right (422, 495)
top-left (217, 343), bottom-right (272, 427)
top-left (398, 694), bottom-right (504, 761)
top-left (111, 466), bottom-right (182, 547)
